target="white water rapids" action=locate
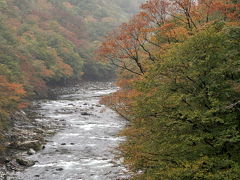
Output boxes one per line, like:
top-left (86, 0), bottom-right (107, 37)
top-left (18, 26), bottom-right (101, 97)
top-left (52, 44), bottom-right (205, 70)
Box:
top-left (9, 82), bottom-right (129, 180)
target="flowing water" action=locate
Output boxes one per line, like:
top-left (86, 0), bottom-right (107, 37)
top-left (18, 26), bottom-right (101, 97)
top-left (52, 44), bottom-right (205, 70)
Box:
top-left (9, 82), bottom-right (129, 180)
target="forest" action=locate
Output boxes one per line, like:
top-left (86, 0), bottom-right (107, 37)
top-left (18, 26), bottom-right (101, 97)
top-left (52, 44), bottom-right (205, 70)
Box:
top-left (98, 0), bottom-right (240, 179)
top-left (0, 0), bottom-right (143, 144)
top-left (0, 0), bottom-right (240, 179)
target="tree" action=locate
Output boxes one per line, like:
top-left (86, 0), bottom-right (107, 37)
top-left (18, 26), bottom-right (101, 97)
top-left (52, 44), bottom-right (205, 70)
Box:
top-left (120, 24), bottom-right (240, 179)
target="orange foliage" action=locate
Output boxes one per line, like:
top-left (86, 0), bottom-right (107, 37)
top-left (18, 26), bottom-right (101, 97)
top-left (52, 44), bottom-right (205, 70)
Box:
top-left (101, 78), bottom-right (142, 118)
top-left (6, 18), bottom-right (21, 31)
top-left (59, 27), bottom-right (84, 48)
top-left (17, 102), bottom-right (29, 109)
top-left (56, 58), bottom-right (73, 77)
top-left (98, 0), bottom-right (240, 125)
top-left (0, 75), bottom-right (27, 110)
top-left (19, 57), bottom-right (48, 94)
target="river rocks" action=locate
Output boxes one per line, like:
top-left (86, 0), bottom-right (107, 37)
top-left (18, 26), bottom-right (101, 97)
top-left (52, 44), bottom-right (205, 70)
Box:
top-left (34, 128), bottom-right (45, 134)
top-left (16, 158), bottom-right (35, 167)
top-left (27, 148), bottom-right (36, 155)
top-left (0, 167), bottom-right (7, 180)
top-left (81, 112), bottom-right (91, 116)
top-left (10, 111), bottom-right (29, 124)
top-left (56, 168), bottom-right (64, 171)
top-left (0, 107), bottom-right (60, 177)
top-left (5, 82), bottom-right (128, 179)
top-left (14, 140), bottom-right (43, 151)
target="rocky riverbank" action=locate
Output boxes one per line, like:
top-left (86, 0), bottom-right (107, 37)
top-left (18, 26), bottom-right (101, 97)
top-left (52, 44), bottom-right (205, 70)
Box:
top-left (2, 82), bottom-right (129, 180)
top-left (0, 105), bottom-right (67, 179)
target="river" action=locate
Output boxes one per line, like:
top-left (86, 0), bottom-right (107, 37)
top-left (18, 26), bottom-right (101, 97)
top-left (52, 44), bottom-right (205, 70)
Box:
top-left (9, 82), bottom-right (129, 180)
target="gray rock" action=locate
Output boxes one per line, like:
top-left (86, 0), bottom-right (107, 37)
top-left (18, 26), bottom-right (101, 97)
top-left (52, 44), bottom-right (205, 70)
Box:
top-left (81, 112), bottom-right (91, 116)
top-left (34, 128), bottom-right (44, 134)
top-left (0, 166), bottom-right (7, 180)
top-left (16, 158), bottom-right (35, 167)
top-left (56, 168), bottom-right (64, 171)
top-left (15, 140), bottom-right (42, 151)
top-left (27, 148), bottom-right (36, 155)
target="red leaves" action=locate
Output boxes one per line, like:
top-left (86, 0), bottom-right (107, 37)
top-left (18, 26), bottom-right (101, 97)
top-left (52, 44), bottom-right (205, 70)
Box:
top-left (0, 76), bottom-right (27, 110)
top-left (0, 76), bottom-right (26, 96)
top-left (98, 0), bottom-right (239, 78)
top-left (140, 0), bottom-right (170, 25)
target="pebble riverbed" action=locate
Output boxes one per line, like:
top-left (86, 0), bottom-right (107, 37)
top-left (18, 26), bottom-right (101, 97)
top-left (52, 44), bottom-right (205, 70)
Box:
top-left (8, 82), bottom-right (129, 180)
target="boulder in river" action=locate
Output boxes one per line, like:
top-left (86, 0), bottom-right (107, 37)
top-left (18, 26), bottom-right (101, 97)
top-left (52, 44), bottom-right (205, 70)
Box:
top-left (56, 168), bottom-right (64, 171)
top-left (27, 148), bottom-right (36, 155)
top-left (16, 158), bottom-right (35, 167)
top-left (81, 112), bottom-right (91, 116)
top-left (14, 140), bottom-right (43, 151)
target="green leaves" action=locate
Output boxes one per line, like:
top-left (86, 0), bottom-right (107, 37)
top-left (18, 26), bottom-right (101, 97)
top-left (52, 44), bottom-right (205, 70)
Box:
top-left (120, 24), bottom-right (240, 179)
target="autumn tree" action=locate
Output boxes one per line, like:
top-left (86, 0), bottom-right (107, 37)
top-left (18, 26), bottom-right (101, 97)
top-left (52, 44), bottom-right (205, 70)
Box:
top-left (98, 24), bottom-right (146, 76)
top-left (119, 23), bottom-right (240, 180)
top-left (98, 0), bottom-right (240, 179)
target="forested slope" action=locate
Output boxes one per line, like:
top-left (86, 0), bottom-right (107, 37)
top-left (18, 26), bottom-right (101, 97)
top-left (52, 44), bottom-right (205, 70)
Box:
top-left (99, 0), bottom-right (240, 179)
top-left (0, 0), bottom-right (144, 151)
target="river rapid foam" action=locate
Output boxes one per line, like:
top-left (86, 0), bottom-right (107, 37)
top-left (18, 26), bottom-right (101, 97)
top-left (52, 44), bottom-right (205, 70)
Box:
top-left (9, 82), bottom-right (129, 180)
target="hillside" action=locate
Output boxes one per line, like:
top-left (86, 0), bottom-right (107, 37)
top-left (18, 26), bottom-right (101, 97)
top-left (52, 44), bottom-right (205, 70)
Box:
top-left (99, 0), bottom-right (240, 179)
top-left (0, 0), bottom-right (145, 150)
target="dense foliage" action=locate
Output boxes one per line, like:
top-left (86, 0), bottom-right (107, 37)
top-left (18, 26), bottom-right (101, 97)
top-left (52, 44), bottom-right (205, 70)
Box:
top-left (99, 0), bottom-right (240, 179)
top-left (0, 0), bottom-right (143, 152)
